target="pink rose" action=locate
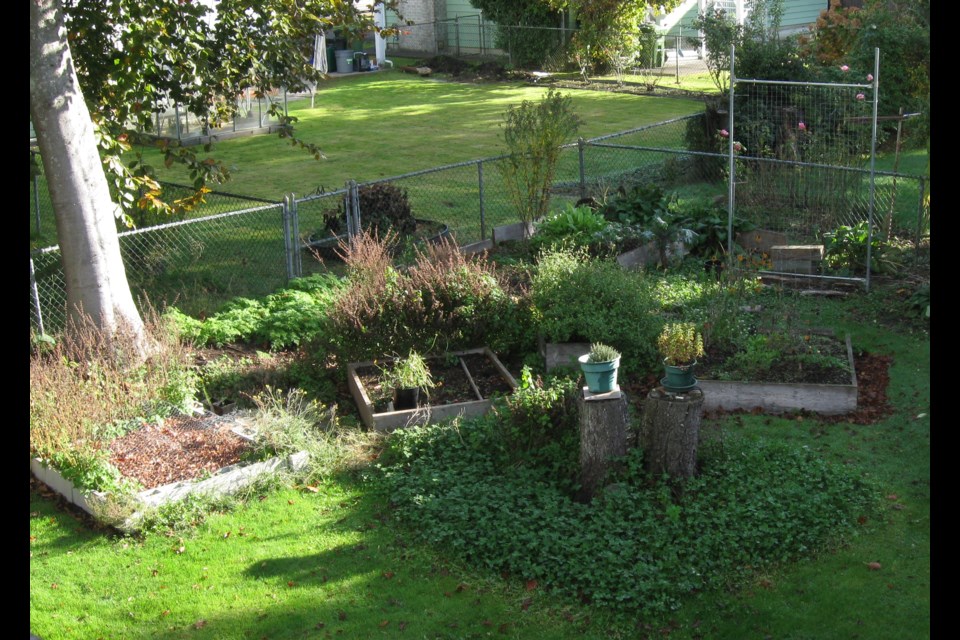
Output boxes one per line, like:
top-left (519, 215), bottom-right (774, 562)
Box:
top-left (856, 93), bottom-right (865, 101)
top-left (798, 122), bottom-right (806, 131)
top-left (719, 129), bottom-right (729, 137)
top-left (733, 141), bottom-right (743, 152)
top-left (866, 74), bottom-right (874, 82)
top-left (840, 65), bottom-right (849, 72)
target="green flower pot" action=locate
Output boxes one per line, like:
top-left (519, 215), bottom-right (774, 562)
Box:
top-left (662, 359), bottom-right (698, 393)
top-left (578, 354), bottom-right (621, 393)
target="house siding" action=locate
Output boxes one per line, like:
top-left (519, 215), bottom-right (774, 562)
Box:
top-left (780, 0), bottom-right (827, 33)
top-left (384, 1), bottom-right (499, 55)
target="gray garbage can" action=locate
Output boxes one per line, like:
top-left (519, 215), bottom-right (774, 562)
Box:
top-left (334, 49), bottom-right (354, 73)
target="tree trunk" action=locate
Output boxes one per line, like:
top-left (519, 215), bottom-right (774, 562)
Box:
top-left (577, 392), bottom-right (631, 502)
top-left (29, 0), bottom-right (147, 357)
top-left (640, 388), bottom-right (704, 479)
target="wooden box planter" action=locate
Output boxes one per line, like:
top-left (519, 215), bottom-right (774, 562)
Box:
top-left (697, 333), bottom-right (857, 415)
top-left (347, 347), bottom-right (518, 432)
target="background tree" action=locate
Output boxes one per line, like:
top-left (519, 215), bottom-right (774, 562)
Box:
top-left (30, 0), bottom-right (398, 354)
top-left (469, 0), bottom-right (680, 72)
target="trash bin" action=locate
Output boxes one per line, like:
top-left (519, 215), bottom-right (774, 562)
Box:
top-left (354, 51), bottom-right (371, 72)
top-left (326, 45), bottom-right (337, 72)
top-left (334, 49), bottom-right (354, 73)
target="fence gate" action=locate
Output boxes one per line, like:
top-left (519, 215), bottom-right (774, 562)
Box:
top-left (727, 46), bottom-right (881, 290)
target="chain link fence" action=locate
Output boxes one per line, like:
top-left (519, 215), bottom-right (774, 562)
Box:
top-left (31, 115), bottom-right (928, 335)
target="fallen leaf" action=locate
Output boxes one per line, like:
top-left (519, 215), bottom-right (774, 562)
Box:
top-left (857, 515), bottom-right (868, 525)
top-left (886, 494), bottom-right (899, 501)
top-left (194, 620), bottom-right (207, 629)
top-left (50, 583), bottom-right (58, 589)
top-left (379, 620), bottom-right (390, 628)
top-left (161, 610), bottom-right (170, 617)
top-left (176, 546), bottom-right (185, 555)
top-left (525, 579), bottom-right (538, 591)
top-left (382, 571), bottom-right (395, 579)
top-left (287, 500), bottom-right (295, 505)
top-left (867, 562), bottom-right (882, 571)
top-left (455, 582), bottom-right (468, 592)
top-left (287, 581), bottom-right (296, 587)
top-left (303, 485), bottom-right (319, 493)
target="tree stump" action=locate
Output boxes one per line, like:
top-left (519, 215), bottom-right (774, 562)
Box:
top-left (639, 387), bottom-right (704, 479)
top-left (577, 390), bottom-right (631, 502)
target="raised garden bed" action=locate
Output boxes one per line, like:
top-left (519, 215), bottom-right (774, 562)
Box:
top-left (697, 332), bottom-right (857, 415)
top-left (30, 412), bottom-right (308, 528)
top-left (347, 347), bottom-right (518, 432)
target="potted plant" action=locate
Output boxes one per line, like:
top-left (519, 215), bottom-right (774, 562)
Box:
top-left (657, 322), bottom-right (704, 392)
top-left (379, 350), bottom-right (436, 410)
top-left (577, 343), bottom-right (622, 393)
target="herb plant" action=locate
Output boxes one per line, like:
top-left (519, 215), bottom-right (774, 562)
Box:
top-left (657, 322), bottom-right (705, 365)
top-left (587, 342), bottom-right (621, 363)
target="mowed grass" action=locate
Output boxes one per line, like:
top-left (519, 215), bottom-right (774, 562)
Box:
top-left (131, 70), bottom-right (706, 201)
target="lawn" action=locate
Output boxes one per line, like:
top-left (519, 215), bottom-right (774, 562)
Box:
top-left (130, 71), bottom-right (707, 201)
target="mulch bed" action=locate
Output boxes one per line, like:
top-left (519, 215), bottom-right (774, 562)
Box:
top-left (107, 414), bottom-right (253, 490)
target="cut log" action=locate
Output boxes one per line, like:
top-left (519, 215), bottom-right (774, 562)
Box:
top-left (577, 391), bottom-right (632, 502)
top-left (639, 387), bottom-right (704, 479)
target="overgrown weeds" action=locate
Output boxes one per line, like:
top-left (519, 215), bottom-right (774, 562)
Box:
top-left (30, 309), bottom-right (197, 468)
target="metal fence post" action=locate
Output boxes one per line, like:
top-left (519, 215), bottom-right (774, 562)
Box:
top-left (282, 195), bottom-right (294, 280)
top-left (30, 257), bottom-right (45, 336)
top-left (291, 195), bottom-right (302, 279)
top-left (455, 16), bottom-right (460, 56)
top-left (477, 160), bottom-right (486, 240)
top-left (578, 137), bottom-right (587, 200)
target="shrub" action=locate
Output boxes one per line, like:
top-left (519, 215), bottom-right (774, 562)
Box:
top-left (499, 88), bottom-right (582, 232)
top-left (324, 232), bottom-right (528, 362)
top-left (323, 182), bottom-right (416, 237)
top-left (530, 202), bottom-right (612, 254)
top-left (530, 248), bottom-right (661, 374)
